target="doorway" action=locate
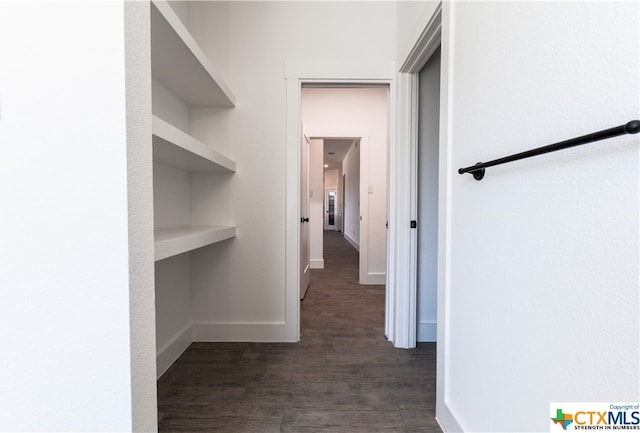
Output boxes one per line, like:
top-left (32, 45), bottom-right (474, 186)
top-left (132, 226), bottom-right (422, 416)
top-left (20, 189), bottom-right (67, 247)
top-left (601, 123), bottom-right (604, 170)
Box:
top-left (300, 86), bottom-right (389, 286)
top-left (284, 59), bottom-right (395, 345)
top-left (325, 189), bottom-right (336, 230)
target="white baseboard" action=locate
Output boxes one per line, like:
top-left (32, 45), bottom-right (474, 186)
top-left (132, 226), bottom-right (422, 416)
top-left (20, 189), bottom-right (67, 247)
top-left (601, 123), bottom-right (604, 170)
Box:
top-left (344, 233), bottom-right (359, 251)
top-left (360, 272), bottom-right (386, 285)
top-left (156, 323), bottom-right (193, 379)
top-left (436, 402), bottom-right (465, 432)
top-left (310, 258), bottom-right (324, 269)
top-left (192, 321), bottom-right (293, 342)
top-left (417, 320), bottom-right (437, 342)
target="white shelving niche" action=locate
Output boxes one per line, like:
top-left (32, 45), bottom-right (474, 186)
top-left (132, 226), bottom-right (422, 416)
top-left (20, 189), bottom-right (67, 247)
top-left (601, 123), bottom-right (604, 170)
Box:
top-left (151, 0), bottom-right (237, 378)
top-left (151, 0), bottom-right (237, 263)
top-left (152, 116), bottom-right (236, 259)
top-left (153, 115), bottom-right (235, 173)
top-left (150, 0), bottom-right (235, 107)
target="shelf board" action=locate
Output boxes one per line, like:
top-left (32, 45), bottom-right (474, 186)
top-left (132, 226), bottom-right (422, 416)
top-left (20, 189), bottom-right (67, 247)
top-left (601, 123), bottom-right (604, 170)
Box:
top-left (151, 0), bottom-right (236, 107)
top-left (155, 225), bottom-right (236, 261)
top-left (152, 116), bottom-right (236, 172)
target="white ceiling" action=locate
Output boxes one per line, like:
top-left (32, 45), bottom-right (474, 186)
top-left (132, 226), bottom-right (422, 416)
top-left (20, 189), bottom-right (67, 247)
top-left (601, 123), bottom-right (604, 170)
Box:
top-left (323, 139), bottom-right (354, 170)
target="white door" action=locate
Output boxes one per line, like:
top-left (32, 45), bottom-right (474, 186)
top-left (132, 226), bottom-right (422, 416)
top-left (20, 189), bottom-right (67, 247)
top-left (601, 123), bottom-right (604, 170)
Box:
top-left (416, 46), bottom-right (441, 342)
top-left (325, 189), bottom-right (336, 230)
top-left (300, 128), bottom-right (311, 299)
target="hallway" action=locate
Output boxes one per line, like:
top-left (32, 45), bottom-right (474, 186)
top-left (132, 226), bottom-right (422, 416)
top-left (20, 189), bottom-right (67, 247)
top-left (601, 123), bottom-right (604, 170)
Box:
top-left (158, 231), bottom-right (439, 432)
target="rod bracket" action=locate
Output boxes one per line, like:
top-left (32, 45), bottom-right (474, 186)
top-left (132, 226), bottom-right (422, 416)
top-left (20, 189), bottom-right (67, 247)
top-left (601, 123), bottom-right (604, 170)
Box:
top-left (471, 163), bottom-right (485, 181)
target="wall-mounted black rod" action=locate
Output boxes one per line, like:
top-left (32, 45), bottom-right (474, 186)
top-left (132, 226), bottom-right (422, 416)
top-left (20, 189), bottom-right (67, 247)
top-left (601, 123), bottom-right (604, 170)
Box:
top-left (458, 120), bottom-right (640, 180)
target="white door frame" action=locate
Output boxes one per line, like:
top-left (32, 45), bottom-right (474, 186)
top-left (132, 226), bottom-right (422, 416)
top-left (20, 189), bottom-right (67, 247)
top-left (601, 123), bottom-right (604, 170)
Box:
top-left (300, 130), bottom-right (311, 299)
top-left (397, 3), bottom-right (462, 431)
top-left (285, 61), bottom-right (395, 343)
top-left (391, 1), bottom-right (444, 352)
top-left (307, 129), bottom-right (371, 285)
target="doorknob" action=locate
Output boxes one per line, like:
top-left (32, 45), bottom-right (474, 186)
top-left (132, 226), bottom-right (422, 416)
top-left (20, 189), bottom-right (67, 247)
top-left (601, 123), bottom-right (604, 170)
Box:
top-left (301, 217), bottom-right (309, 223)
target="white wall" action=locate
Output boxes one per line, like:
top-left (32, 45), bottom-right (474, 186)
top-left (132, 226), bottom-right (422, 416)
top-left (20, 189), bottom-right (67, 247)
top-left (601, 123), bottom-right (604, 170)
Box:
top-left (152, 79), bottom-right (190, 134)
top-left (301, 87), bottom-right (389, 283)
top-left (342, 142), bottom-right (361, 248)
top-left (309, 139), bottom-right (324, 267)
top-left (324, 168), bottom-right (339, 191)
top-left (396, 1), bottom-right (439, 66)
top-left (188, 1), bottom-right (396, 340)
top-left (154, 255), bottom-right (192, 376)
top-left (443, 2), bottom-right (639, 431)
top-left (124, 2), bottom-right (157, 430)
top-left (190, 2), bottom-right (229, 84)
top-left (0, 2), bottom-right (156, 431)
top-left (167, 0), bottom-right (189, 29)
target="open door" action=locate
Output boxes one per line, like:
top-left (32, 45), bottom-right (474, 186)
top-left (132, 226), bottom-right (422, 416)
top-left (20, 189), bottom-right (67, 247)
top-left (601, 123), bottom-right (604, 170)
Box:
top-left (300, 126), bottom-right (311, 299)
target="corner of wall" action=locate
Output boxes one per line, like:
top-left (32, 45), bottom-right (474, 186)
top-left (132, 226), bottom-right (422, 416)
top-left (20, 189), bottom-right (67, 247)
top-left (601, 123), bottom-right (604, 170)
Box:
top-left (125, 1), bottom-right (157, 431)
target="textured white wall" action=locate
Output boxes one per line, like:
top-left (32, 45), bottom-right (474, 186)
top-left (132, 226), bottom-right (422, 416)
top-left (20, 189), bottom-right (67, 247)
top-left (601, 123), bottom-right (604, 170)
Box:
top-left (445, 2), bottom-right (639, 431)
top-left (188, 2), bottom-right (396, 339)
top-left (124, 2), bottom-right (157, 430)
top-left (0, 2), bottom-right (144, 430)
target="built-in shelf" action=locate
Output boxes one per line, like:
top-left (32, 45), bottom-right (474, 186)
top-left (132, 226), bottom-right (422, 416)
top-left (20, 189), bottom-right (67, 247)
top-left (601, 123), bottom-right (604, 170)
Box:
top-left (155, 225), bottom-right (236, 261)
top-left (151, 0), bottom-right (237, 370)
top-left (152, 115), bottom-right (236, 172)
top-left (150, 0), bottom-right (236, 107)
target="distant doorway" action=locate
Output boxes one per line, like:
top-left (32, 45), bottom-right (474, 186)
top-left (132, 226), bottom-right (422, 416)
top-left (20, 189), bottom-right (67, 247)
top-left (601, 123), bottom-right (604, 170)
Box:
top-left (301, 86), bottom-right (388, 285)
top-left (325, 189), bottom-right (336, 230)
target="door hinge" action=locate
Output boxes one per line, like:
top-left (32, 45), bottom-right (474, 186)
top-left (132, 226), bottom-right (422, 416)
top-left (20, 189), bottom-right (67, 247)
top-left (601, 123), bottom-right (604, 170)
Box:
top-left (410, 220), bottom-right (417, 228)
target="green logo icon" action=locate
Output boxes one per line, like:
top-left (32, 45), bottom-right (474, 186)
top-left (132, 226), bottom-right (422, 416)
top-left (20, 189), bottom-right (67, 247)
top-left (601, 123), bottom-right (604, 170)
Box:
top-left (551, 408), bottom-right (574, 430)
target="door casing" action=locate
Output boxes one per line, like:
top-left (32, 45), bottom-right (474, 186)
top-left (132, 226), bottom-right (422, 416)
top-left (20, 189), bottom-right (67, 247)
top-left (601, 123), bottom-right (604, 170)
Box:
top-left (285, 62), bottom-right (395, 344)
top-left (397, 3), bottom-right (462, 431)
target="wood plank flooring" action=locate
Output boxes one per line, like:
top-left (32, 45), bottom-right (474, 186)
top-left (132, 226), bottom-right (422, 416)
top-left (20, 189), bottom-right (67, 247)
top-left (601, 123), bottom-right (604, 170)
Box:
top-left (158, 231), bottom-right (440, 432)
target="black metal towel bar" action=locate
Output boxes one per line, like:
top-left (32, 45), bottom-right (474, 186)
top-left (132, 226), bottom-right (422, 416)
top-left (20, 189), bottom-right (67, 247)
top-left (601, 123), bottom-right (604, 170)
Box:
top-left (458, 120), bottom-right (640, 180)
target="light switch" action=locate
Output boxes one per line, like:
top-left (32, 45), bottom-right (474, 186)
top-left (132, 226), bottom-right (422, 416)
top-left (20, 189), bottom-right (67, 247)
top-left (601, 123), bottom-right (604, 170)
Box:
top-left (368, 185), bottom-right (373, 194)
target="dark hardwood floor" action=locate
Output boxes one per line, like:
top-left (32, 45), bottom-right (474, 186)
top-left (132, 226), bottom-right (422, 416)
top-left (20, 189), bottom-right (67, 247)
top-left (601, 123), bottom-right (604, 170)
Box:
top-left (158, 231), bottom-right (440, 432)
